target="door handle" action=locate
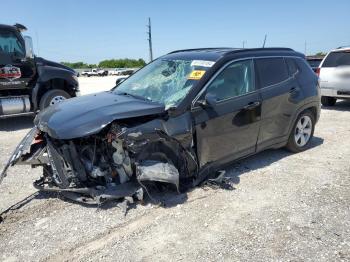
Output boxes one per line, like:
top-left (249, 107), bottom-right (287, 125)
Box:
top-left (243, 101), bottom-right (261, 110)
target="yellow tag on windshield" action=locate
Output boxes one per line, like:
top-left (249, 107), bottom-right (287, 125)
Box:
top-left (188, 70), bottom-right (206, 80)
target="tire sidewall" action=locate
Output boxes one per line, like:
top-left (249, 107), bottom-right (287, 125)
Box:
top-left (287, 111), bottom-right (315, 152)
top-left (39, 89), bottom-right (71, 110)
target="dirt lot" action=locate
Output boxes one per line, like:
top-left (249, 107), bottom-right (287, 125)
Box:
top-left (0, 77), bottom-right (349, 261)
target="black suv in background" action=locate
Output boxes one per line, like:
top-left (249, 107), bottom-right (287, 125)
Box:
top-left (2, 47), bottom-right (321, 204)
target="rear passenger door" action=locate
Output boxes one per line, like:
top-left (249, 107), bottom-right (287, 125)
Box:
top-left (255, 57), bottom-right (303, 150)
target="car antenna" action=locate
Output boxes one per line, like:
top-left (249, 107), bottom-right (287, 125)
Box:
top-left (262, 34), bottom-right (267, 48)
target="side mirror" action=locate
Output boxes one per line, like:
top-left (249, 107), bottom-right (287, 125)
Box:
top-left (115, 78), bottom-right (125, 86)
top-left (195, 92), bottom-right (217, 108)
top-left (205, 92), bottom-right (217, 107)
top-left (23, 36), bottom-right (34, 59)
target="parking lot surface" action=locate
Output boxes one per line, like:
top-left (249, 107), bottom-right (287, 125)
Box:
top-left (0, 77), bottom-right (349, 261)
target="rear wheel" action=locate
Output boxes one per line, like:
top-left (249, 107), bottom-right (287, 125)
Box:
top-left (321, 96), bottom-right (337, 106)
top-left (286, 111), bottom-right (315, 153)
top-left (39, 89), bottom-right (71, 110)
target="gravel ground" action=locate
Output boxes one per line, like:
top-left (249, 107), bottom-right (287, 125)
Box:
top-left (0, 78), bottom-right (349, 261)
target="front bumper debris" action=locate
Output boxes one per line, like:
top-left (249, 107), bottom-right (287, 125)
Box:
top-left (0, 127), bottom-right (40, 184)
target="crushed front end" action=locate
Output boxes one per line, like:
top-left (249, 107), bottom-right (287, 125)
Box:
top-left (1, 112), bottom-right (198, 205)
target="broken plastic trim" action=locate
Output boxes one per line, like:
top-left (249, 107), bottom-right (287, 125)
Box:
top-left (136, 160), bottom-right (180, 193)
top-left (33, 177), bottom-right (143, 205)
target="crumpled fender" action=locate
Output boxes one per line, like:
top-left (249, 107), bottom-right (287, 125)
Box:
top-left (120, 112), bottom-right (198, 178)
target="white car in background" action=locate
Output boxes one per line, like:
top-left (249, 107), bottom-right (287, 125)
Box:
top-left (317, 47), bottom-right (350, 106)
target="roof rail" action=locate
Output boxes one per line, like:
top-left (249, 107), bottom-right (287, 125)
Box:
top-left (226, 47), bottom-right (294, 55)
top-left (168, 47), bottom-right (294, 55)
top-left (168, 47), bottom-right (235, 54)
top-left (337, 46), bottom-right (350, 49)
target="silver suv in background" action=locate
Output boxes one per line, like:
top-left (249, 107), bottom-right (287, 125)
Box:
top-left (318, 47), bottom-right (350, 106)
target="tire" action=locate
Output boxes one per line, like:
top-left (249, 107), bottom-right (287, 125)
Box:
top-left (39, 89), bottom-right (71, 110)
top-left (321, 96), bottom-right (337, 106)
top-left (286, 110), bottom-right (315, 153)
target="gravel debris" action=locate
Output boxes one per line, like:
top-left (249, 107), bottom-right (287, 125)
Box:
top-left (0, 83), bottom-right (349, 261)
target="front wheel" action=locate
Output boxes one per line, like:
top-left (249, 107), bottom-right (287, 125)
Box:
top-left (321, 96), bottom-right (337, 106)
top-left (286, 111), bottom-right (315, 153)
top-left (39, 89), bottom-right (71, 110)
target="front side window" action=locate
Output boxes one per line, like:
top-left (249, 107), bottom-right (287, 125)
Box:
top-left (322, 51), bottom-right (350, 67)
top-left (114, 58), bottom-right (214, 108)
top-left (0, 30), bottom-right (25, 58)
top-left (256, 58), bottom-right (289, 87)
top-left (206, 59), bottom-right (255, 101)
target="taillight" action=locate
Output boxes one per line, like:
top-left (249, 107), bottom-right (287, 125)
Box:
top-left (315, 68), bottom-right (320, 77)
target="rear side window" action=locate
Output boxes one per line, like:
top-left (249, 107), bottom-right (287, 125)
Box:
top-left (322, 51), bottom-right (350, 67)
top-left (255, 58), bottom-right (289, 87)
top-left (286, 58), bottom-right (299, 76)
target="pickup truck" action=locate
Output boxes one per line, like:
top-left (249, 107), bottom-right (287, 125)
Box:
top-left (109, 68), bottom-right (136, 76)
top-left (81, 68), bottom-right (108, 77)
top-left (0, 23), bottom-right (79, 118)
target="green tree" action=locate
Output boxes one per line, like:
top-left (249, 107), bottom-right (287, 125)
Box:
top-left (98, 58), bottom-right (146, 68)
top-left (62, 58), bottom-right (146, 69)
top-left (61, 61), bottom-right (90, 69)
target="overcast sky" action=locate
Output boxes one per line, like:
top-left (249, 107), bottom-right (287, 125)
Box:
top-left (2, 0), bottom-right (349, 63)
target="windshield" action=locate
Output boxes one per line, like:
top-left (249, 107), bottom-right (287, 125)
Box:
top-left (114, 58), bottom-right (214, 108)
top-left (0, 30), bottom-right (25, 58)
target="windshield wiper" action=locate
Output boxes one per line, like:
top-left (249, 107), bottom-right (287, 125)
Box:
top-left (116, 92), bottom-right (153, 102)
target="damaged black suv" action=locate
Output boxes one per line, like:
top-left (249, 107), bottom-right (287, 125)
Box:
top-left (1, 48), bottom-right (320, 204)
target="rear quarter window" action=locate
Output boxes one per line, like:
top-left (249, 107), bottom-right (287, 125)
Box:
top-left (255, 58), bottom-right (289, 87)
top-left (322, 51), bottom-right (350, 67)
top-left (286, 58), bottom-right (299, 76)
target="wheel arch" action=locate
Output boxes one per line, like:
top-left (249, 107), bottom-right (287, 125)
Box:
top-left (32, 65), bottom-right (79, 111)
top-left (32, 77), bottom-right (78, 111)
top-left (287, 101), bottom-right (320, 136)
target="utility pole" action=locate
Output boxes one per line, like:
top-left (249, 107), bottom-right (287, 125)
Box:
top-left (304, 41), bottom-right (307, 55)
top-left (147, 17), bottom-right (153, 62)
top-left (242, 40), bottom-right (246, 48)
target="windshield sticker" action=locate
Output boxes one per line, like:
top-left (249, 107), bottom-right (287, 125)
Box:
top-left (191, 60), bottom-right (215, 68)
top-left (188, 70), bottom-right (206, 80)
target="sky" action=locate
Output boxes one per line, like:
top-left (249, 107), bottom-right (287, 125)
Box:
top-left (2, 0), bottom-right (349, 64)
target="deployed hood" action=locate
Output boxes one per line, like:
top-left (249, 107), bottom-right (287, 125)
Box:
top-left (35, 91), bottom-right (165, 139)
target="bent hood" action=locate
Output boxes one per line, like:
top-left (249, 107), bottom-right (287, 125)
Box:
top-left (35, 91), bottom-right (165, 139)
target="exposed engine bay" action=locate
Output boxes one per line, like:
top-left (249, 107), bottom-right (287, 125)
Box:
top-left (0, 113), bottom-right (204, 206)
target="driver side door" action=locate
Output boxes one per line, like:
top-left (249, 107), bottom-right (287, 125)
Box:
top-left (191, 59), bottom-right (262, 167)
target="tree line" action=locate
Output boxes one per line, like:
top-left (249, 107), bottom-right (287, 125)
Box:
top-left (61, 58), bottom-right (146, 69)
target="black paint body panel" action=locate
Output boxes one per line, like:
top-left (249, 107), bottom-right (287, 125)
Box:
top-left (34, 91), bottom-right (165, 139)
top-left (31, 47), bottom-right (320, 179)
